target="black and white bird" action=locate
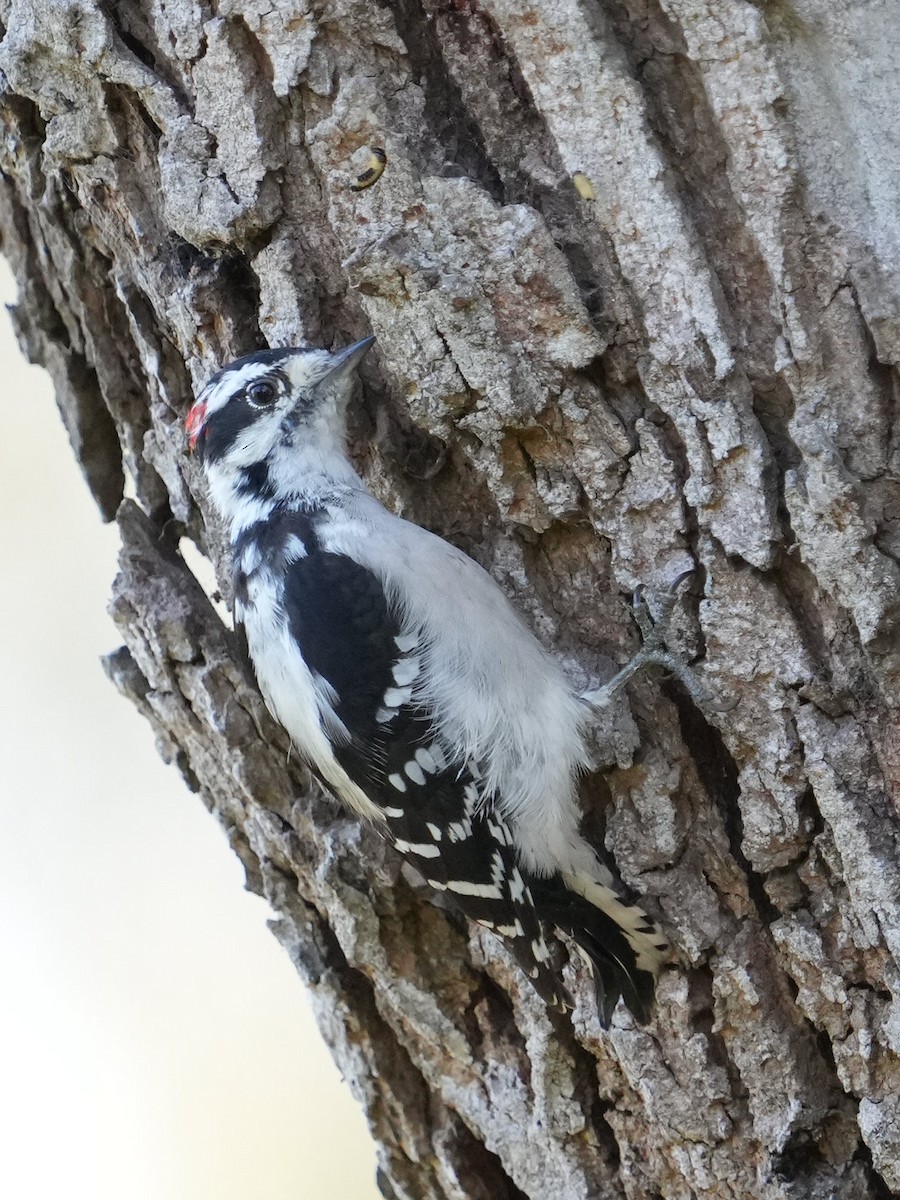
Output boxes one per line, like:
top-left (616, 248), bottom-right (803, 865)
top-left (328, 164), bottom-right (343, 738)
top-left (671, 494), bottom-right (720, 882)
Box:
top-left (186, 339), bottom-right (668, 1024)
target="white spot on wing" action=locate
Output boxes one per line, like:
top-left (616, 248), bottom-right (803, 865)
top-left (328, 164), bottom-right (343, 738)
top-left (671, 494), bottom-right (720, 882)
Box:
top-left (447, 820), bottom-right (472, 843)
top-left (446, 880), bottom-right (503, 899)
top-left (463, 783), bottom-right (480, 816)
top-left (404, 760), bottom-right (426, 786)
top-left (383, 686), bottom-right (412, 708)
top-left (388, 773), bottom-right (407, 793)
top-left (494, 922), bottom-right (524, 938)
top-left (395, 839), bottom-right (440, 858)
top-left (283, 534), bottom-right (307, 562)
top-left (428, 744), bottom-right (448, 771)
top-left (415, 747), bottom-right (437, 774)
top-left (392, 657), bottom-right (420, 686)
top-left (488, 819), bottom-right (511, 846)
top-left (491, 851), bottom-right (505, 888)
top-left (532, 937), bottom-right (551, 963)
top-left (394, 633), bottom-right (418, 652)
top-left (425, 822), bottom-right (442, 840)
top-left (240, 543), bottom-right (262, 574)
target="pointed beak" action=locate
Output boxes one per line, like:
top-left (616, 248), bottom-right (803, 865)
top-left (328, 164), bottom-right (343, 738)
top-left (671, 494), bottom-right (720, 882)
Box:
top-left (325, 336), bottom-right (376, 378)
top-left (186, 400), bottom-right (208, 452)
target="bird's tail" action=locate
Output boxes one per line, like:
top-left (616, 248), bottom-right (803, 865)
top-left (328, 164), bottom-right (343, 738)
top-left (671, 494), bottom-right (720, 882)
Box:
top-left (529, 870), bottom-right (669, 1025)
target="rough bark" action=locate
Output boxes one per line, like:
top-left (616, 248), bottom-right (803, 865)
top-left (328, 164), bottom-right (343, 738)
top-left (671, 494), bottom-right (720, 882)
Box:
top-left (2, 1), bottom-right (899, 1196)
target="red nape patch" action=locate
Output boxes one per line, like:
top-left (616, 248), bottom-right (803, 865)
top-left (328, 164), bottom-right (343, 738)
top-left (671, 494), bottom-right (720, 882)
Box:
top-left (185, 401), bottom-right (207, 450)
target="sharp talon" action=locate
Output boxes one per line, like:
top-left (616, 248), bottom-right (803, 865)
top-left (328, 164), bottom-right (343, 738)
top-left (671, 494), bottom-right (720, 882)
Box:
top-left (669, 568), bottom-right (696, 595)
top-left (631, 589), bottom-right (655, 642)
top-left (656, 569), bottom-right (695, 616)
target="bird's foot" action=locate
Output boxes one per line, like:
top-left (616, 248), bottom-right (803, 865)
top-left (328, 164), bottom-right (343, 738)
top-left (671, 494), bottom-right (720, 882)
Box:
top-left (581, 571), bottom-right (729, 712)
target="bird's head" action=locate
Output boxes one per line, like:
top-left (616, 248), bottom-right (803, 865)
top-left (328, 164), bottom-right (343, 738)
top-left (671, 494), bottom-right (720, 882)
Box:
top-left (186, 338), bottom-right (375, 469)
top-left (186, 338), bottom-right (375, 529)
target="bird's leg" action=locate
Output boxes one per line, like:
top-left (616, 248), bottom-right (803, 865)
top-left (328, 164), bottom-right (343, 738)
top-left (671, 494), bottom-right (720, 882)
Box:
top-left (582, 571), bottom-right (720, 712)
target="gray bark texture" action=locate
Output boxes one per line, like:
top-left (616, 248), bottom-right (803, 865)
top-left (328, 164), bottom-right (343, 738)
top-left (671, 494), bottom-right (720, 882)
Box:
top-left (2, 1), bottom-right (899, 1196)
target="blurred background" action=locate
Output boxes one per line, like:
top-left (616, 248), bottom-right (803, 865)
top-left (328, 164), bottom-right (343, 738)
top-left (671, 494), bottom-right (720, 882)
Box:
top-left (0, 258), bottom-right (379, 1199)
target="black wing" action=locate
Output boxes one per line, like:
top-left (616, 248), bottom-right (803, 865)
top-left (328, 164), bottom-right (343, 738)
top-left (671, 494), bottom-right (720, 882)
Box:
top-left (281, 539), bottom-right (571, 1009)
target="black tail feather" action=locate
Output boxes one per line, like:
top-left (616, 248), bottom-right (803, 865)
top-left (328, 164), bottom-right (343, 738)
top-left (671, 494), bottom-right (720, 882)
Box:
top-left (528, 873), bottom-right (661, 1026)
top-left (568, 925), bottom-right (656, 1026)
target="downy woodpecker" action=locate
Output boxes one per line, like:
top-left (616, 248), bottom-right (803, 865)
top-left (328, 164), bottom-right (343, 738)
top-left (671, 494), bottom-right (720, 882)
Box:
top-left (186, 339), bottom-right (668, 1023)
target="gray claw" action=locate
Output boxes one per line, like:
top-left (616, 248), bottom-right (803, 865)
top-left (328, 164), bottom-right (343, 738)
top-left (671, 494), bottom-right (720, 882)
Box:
top-left (581, 569), bottom-right (732, 713)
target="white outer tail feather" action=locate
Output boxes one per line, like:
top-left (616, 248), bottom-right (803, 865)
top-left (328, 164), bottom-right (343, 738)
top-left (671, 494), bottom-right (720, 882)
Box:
top-left (561, 869), bottom-right (669, 977)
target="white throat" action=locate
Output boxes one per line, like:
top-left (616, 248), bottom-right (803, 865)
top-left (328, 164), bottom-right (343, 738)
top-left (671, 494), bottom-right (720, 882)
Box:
top-left (206, 434), bottom-right (365, 539)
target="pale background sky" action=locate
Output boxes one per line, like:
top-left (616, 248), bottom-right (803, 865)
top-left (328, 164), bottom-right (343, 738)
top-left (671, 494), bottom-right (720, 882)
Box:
top-left (0, 259), bottom-right (380, 1199)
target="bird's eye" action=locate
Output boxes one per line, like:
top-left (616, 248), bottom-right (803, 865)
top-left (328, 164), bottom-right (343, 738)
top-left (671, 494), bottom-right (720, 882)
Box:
top-left (246, 380), bottom-right (278, 408)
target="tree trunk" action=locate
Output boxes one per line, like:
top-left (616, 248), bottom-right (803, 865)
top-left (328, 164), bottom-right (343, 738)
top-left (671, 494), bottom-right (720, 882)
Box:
top-left (2, 1), bottom-right (899, 1196)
